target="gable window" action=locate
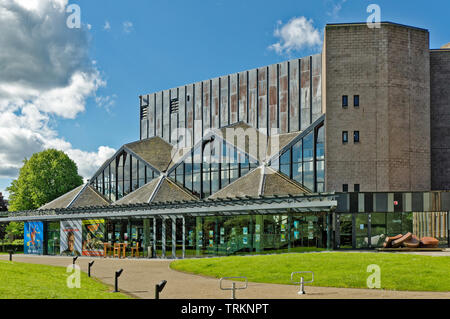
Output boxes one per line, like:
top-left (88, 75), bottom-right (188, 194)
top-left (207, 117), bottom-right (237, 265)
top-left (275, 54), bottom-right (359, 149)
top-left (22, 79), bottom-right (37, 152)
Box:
top-left (342, 131), bottom-right (348, 144)
top-left (354, 95), bottom-right (360, 107)
top-left (342, 95), bottom-right (348, 108)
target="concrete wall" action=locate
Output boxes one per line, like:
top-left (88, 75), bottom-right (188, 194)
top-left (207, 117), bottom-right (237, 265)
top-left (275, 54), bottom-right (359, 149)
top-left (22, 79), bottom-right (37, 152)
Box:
top-left (430, 49), bottom-right (450, 190)
top-left (140, 55), bottom-right (323, 146)
top-left (325, 23), bottom-right (431, 193)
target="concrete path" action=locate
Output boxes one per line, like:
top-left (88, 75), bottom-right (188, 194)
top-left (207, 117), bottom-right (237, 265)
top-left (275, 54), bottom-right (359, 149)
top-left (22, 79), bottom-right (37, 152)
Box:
top-left (1, 254), bottom-right (449, 299)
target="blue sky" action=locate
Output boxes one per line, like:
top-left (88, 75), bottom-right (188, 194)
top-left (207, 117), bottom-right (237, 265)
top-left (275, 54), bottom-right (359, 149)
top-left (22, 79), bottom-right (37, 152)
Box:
top-left (0, 0), bottom-right (449, 199)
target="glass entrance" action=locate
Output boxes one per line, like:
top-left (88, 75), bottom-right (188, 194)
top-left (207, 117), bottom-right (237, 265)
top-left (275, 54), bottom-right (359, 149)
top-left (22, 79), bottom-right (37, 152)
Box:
top-left (338, 214), bottom-right (353, 249)
top-left (46, 222), bottom-right (60, 255)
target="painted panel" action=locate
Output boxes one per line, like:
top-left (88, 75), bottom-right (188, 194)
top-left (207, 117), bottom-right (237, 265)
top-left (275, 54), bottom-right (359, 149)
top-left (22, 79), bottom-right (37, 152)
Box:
top-left (312, 53), bottom-right (322, 123)
top-left (301, 57), bottom-right (311, 130)
top-left (268, 63), bottom-right (278, 133)
top-left (238, 71), bottom-right (248, 123)
top-left (155, 91), bottom-right (163, 138)
top-left (148, 93), bottom-right (155, 137)
top-left (279, 61), bottom-right (289, 133)
top-left (203, 80), bottom-right (211, 134)
top-left (82, 219), bottom-right (105, 257)
top-left (24, 222), bottom-right (43, 255)
top-left (194, 82), bottom-right (203, 144)
top-left (289, 59), bottom-right (300, 132)
top-left (163, 89), bottom-right (170, 143)
top-left (220, 76), bottom-right (229, 127)
top-left (60, 220), bottom-right (82, 256)
top-left (211, 78), bottom-right (220, 129)
top-left (170, 88), bottom-right (179, 145)
top-left (258, 67), bottom-right (268, 134)
top-left (186, 84), bottom-right (194, 147)
top-left (230, 73), bottom-right (238, 125)
top-left (248, 69), bottom-right (258, 129)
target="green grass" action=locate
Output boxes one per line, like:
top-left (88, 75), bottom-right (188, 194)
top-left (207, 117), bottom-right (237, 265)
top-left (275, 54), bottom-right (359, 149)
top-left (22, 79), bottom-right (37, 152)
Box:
top-left (0, 260), bottom-right (132, 299)
top-left (171, 252), bottom-right (450, 292)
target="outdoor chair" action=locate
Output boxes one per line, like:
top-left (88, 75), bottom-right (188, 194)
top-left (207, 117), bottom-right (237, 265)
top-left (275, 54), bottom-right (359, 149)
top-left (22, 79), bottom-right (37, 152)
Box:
top-left (113, 243), bottom-right (120, 258)
top-left (130, 242), bottom-right (140, 258)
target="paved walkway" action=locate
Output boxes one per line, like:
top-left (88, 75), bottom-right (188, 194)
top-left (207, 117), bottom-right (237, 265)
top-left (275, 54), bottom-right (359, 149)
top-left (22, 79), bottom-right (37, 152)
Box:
top-left (1, 254), bottom-right (449, 299)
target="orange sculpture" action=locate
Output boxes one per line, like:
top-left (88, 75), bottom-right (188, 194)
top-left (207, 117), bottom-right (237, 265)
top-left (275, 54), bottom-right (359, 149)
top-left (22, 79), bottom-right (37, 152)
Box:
top-left (383, 233), bottom-right (439, 249)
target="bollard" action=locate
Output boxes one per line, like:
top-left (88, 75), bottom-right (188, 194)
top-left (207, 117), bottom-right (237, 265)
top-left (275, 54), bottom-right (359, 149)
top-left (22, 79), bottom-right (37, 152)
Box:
top-left (114, 269), bottom-right (124, 293)
top-left (73, 256), bottom-right (78, 266)
top-left (88, 261), bottom-right (95, 277)
top-left (8, 250), bottom-right (13, 262)
top-left (155, 280), bottom-right (167, 299)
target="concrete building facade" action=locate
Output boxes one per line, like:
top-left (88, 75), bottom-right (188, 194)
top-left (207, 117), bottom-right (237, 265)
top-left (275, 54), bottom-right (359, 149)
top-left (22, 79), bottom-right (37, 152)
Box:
top-left (1, 22), bottom-right (450, 256)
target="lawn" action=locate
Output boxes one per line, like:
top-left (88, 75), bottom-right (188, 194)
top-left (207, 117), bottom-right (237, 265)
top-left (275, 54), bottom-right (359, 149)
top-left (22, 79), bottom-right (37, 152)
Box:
top-left (170, 252), bottom-right (450, 292)
top-left (0, 260), bottom-right (132, 299)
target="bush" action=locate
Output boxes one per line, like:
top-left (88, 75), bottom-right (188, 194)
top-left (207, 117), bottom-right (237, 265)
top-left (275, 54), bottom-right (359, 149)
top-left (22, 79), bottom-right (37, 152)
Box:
top-left (0, 243), bottom-right (23, 253)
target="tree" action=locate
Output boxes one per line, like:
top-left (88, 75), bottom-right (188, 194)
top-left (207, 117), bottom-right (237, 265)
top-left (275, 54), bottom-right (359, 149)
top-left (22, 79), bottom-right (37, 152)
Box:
top-left (7, 149), bottom-right (84, 211)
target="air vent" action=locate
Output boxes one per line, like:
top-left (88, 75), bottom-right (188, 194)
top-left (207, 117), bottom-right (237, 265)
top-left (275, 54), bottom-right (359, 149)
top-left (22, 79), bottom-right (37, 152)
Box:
top-left (140, 106), bottom-right (148, 120)
top-left (170, 98), bottom-right (179, 114)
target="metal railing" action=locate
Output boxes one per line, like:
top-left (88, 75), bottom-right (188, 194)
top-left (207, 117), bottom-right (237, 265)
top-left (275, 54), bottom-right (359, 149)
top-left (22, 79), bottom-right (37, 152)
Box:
top-left (219, 277), bottom-right (248, 299)
top-left (291, 271), bottom-right (314, 295)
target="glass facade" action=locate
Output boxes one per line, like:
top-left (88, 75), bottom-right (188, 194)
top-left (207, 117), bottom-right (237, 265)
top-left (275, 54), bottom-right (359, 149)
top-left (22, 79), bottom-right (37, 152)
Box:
top-left (270, 122), bottom-right (325, 192)
top-left (31, 207), bottom-right (449, 258)
top-left (168, 138), bottom-right (259, 198)
top-left (92, 150), bottom-right (159, 202)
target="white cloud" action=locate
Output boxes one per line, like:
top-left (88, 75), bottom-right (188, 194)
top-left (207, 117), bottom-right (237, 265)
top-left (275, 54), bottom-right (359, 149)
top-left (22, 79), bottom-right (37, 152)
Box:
top-left (327, 0), bottom-right (347, 17)
top-left (103, 21), bottom-right (111, 30)
top-left (0, 0), bottom-right (116, 186)
top-left (269, 16), bottom-right (322, 55)
top-left (123, 21), bottom-right (133, 33)
top-left (95, 94), bottom-right (117, 114)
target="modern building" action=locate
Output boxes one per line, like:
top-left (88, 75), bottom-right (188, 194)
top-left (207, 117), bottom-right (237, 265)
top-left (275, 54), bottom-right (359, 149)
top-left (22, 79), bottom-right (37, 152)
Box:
top-left (1, 22), bottom-right (449, 257)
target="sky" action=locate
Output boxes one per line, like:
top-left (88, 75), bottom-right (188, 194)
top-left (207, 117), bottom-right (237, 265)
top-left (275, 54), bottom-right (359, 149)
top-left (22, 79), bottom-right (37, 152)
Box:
top-left (0, 0), bottom-right (449, 199)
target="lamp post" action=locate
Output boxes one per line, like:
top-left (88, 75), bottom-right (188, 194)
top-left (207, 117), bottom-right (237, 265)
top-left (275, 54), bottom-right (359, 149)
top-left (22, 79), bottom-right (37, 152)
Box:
top-left (155, 280), bottom-right (167, 299)
top-left (114, 269), bottom-right (124, 293)
top-left (88, 261), bottom-right (95, 277)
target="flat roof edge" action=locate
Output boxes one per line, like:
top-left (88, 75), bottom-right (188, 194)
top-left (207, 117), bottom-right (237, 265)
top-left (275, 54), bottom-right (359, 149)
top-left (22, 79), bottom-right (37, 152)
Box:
top-left (326, 21), bottom-right (428, 32)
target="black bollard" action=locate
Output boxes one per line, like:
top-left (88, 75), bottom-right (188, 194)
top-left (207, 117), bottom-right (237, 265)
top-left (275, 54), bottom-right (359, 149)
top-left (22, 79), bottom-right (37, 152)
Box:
top-left (8, 250), bottom-right (13, 262)
top-left (88, 261), bottom-right (95, 277)
top-left (114, 269), bottom-right (124, 293)
top-left (155, 280), bottom-right (167, 299)
top-left (73, 256), bottom-right (78, 266)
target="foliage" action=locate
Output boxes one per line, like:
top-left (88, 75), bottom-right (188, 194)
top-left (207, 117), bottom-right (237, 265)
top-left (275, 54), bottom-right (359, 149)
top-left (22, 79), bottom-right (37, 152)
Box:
top-left (0, 260), bottom-right (131, 299)
top-left (4, 222), bottom-right (23, 242)
top-left (171, 252), bottom-right (450, 292)
top-left (7, 149), bottom-right (83, 211)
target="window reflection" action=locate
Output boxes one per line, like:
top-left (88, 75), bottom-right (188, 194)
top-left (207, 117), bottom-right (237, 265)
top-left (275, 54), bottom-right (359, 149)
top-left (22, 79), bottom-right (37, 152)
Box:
top-left (269, 122), bottom-right (325, 192)
top-left (168, 137), bottom-right (259, 198)
top-left (91, 150), bottom-right (159, 202)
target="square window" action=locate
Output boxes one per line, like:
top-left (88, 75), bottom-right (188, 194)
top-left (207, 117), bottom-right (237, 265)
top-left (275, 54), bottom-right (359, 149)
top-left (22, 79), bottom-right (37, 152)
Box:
top-left (354, 95), bottom-right (360, 107)
top-left (342, 131), bottom-right (348, 144)
top-left (354, 184), bottom-right (360, 192)
top-left (354, 131), bottom-right (360, 143)
top-left (342, 95), bottom-right (348, 108)
top-left (343, 184), bottom-right (349, 192)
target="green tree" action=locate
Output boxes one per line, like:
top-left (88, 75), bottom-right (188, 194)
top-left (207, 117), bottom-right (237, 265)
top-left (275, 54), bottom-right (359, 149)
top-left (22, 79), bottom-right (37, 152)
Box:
top-left (7, 149), bottom-right (84, 211)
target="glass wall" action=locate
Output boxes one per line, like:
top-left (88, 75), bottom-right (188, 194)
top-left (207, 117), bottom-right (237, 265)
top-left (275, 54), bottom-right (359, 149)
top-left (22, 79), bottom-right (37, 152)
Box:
top-left (336, 212), bottom-right (448, 249)
top-left (270, 122), bottom-right (324, 192)
top-left (92, 150), bottom-right (159, 202)
top-left (183, 212), bottom-right (329, 257)
top-left (168, 138), bottom-right (259, 198)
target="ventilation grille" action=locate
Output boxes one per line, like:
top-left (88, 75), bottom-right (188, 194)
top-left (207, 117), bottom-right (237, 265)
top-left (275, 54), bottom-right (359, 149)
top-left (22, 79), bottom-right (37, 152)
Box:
top-left (170, 98), bottom-right (179, 114)
top-left (141, 106), bottom-right (148, 120)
